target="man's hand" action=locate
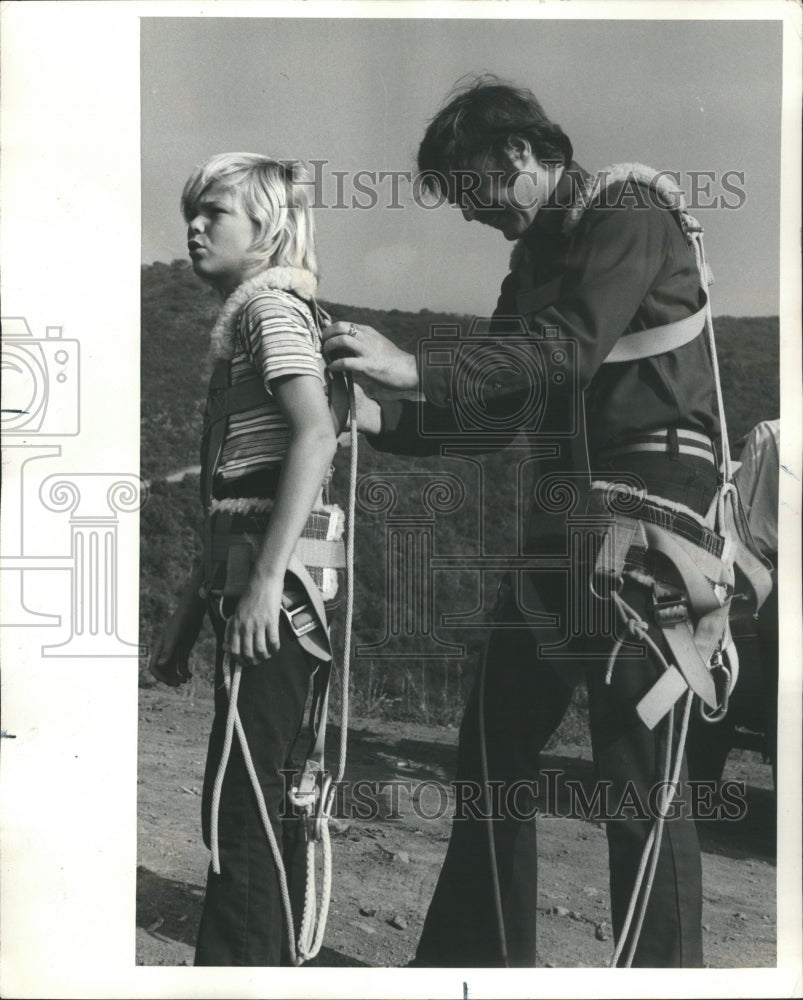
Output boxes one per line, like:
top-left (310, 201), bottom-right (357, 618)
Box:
top-left (328, 374), bottom-right (382, 436)
top-left (322, 321), bottom-right (419, 392)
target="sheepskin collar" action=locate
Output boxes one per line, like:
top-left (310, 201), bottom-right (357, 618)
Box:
top-left (208, 265), bottom-right (318, 362)
top-left (510, 162), bottom-right (691, 272)
top-left (562, 162), bottom-right (688, 235)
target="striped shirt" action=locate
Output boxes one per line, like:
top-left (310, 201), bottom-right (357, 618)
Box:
top-left (216, 289), bottom-right (327, 482)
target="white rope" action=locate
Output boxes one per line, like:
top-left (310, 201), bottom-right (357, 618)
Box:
top-left (623, 690), bottom-right (694, 967)
top-left (606, 594), bottom-right (695, 967)
top-left (691, 233), bottom-right (732, 484)
top-left (298, 839), bottom-right (317, 957)
top-left (609, 701), bottom-right (674, 969)
top-left (209, 658), bottom-right (241, 875)
top-left (336, 376), bottom-right (358, 784)
top-left (210, 653), bottom-right (304, 963)
top-left (298, 820), bottom-right (333, 960)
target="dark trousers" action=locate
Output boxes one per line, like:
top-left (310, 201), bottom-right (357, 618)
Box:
top-left (194, 610), bottom-right (315, 967)
top-left (415, 453), bottom-right (716, 969)
top-left (414, 580), bottom-right (703, 968)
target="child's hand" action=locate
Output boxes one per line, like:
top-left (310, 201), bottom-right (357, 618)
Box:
top-left (224, 573), bottom-right (285, 667)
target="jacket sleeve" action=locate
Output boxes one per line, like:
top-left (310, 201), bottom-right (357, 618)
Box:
top-left (367, 396), bottom-right (459, 456)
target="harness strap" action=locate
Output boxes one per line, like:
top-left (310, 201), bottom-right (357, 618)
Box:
top-left (590, 510), bottom-right (732, 723)
top-left (641, 521), bottom-right (731, 615)
top-left (515, 275), bottom-right (707, 366)
top-left (635, 664), bottom-right (689, 730)
top-left (213, 533), bottom-right (346, 572)
top-left (648, 612), bottom-right (718, 712)
top-left (284, 552), bottom-right (333, 664)
top-left (601, 302), bottom-right (707, 364)
top-left (201, 364), bottom-right (270, 509)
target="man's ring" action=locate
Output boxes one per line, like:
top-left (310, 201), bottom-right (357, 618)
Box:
top-left (347, 323), bottom-right (358, 337)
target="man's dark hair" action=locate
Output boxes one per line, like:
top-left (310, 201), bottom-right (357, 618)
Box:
top-left (417, 75), bottom-right (573, 202)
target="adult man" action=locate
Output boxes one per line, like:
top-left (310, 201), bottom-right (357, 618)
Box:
top-left (324, 79), bottom-right (722, 968)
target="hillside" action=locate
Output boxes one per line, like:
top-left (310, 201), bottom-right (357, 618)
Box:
top-left (140, 260), bottom-right (779, 483)
top-left (139, 260), bottom-right (780, 714)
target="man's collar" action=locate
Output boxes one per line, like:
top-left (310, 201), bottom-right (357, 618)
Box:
top-left (524, 162), bottom-right (590, 246)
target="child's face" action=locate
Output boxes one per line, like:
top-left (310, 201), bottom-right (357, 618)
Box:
top-left (186, 182), bottom-right (260, 293)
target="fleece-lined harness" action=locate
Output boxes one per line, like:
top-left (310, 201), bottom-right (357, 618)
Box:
top-left (489, 166), bottom-right (774, 967)
top-left (199, 266), bottom-right (357, 965)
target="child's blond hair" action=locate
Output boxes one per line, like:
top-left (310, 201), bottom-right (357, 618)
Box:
top-left (181, 152), bottom-right (318, 276)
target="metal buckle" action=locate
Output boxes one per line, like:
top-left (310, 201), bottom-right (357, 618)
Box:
top-left (288, 761), bottom-right (334, 842)
top-left (652, 590), bottom-right (688, 626)
top-left (313, 775), bottom-right (335, 842)
top-left (282, 600), bottom-right (318, 638)
top-left (289, 759), bottom-right (322, 810)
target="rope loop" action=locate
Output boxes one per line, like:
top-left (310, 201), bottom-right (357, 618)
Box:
top-left (589, 571), bottom-right (624, 602)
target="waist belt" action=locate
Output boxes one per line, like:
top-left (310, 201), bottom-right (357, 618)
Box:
top-left (587, 484), bottom-right (723, 556)
top-left (596, 429), bottom-right (715, 467)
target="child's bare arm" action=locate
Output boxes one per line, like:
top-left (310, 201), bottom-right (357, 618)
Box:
top-left (225, 373), bottom-right (337, 666)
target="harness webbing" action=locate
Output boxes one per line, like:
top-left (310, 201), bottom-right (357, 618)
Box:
top-left (602, 302), bottom-right (707, 365)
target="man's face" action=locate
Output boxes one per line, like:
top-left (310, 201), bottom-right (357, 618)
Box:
top-left (186, 181), bottom-right (260, 293)
top-left (456, 143), bottom-right (562, 241)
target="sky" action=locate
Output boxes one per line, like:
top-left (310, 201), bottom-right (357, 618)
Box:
top-left (142, 16), bottom-right (783, 319)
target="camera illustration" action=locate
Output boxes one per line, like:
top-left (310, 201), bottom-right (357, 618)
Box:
top-left (418, 316), bottom-right (579, 442)
top-left (1, 317), bottom-right (80, 435)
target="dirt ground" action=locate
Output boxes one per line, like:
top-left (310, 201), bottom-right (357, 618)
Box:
top-left (136, 684), bottom-right (776, 970)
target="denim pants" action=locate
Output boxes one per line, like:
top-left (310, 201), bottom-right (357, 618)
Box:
top-left (194, 607), bottom-right (316, 967)
top-left (414, 452), bottom-right (717, 968)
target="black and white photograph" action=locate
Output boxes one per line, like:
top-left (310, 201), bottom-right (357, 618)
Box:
top-left (1, 3), bottom-right (801, 998)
